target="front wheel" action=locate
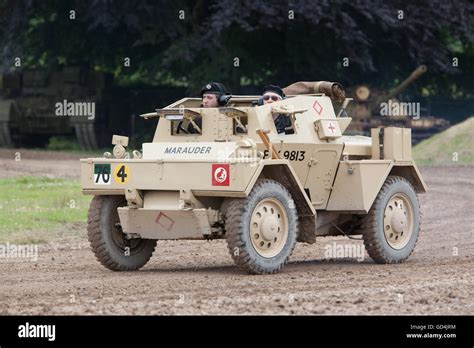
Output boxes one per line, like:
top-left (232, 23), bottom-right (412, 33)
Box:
top-left (87, 196), bottom-right (157, 271)
top-left (224, 179), bottom-right (299, 274)
top-left (361, 176), bottom-right (421, 263)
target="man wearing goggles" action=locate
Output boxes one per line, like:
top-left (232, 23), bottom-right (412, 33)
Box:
top-left (261, 85), bottom-right (294, 135)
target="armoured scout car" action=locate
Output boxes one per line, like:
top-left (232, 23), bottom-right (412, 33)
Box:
top-left (80, 81), bottom-right (427, 274)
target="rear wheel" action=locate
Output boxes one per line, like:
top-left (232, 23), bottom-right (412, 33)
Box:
top-left (87, 196), bottom-right (156, 271)
top-left (224, 179), bottom-right (298, 274)
top-left (361, 176), bottom-right (420, 263)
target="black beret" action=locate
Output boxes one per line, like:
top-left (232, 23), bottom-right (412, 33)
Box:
top-left (200, 82), bottom-right (228, 96)
top-left (262, 85), bottom-right (285, 98)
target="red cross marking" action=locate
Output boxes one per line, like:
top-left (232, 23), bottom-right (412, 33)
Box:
top-left (328, 122), bottom-right (336, 133)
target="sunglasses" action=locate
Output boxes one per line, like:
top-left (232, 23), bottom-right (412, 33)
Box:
top-left (263, 94), bottom-right (281, 101)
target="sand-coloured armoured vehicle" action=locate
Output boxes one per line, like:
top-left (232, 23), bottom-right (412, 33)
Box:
top-left (80, 81), bottom-right (426, 274)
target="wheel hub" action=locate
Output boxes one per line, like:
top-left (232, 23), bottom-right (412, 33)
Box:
top-left (260, 215), bottom-right (279, 241)
top-left (250, 198), bottom-right (289, 258)
top-left (391, 208), bottom-right (407, 233)
top-left (383, 193), bottom-right (414, 250)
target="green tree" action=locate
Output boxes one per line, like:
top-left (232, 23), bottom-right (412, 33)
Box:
top-left (1, 0), bottom-right (472, 97)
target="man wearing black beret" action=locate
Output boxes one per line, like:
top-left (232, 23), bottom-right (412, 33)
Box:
top-left (186, 82), bottom-right (230, 133)
top-left (262, 85), bottom-right (285, 104)
top-left (200, 82), bottom-right (230, 108)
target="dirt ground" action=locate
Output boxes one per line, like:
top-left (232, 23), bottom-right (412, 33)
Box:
top-left (0, 149), bottom-right (473, 315)
top-left (0, 148), bottom-right (88, 179)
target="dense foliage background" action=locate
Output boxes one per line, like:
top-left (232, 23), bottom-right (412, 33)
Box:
top-left (1, 0), bottom-right (473, 115)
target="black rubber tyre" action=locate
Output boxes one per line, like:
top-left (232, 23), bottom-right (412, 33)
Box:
top-left (224, 179), bottom-right (299, 274)
top-left (87, 195), bottom-right (156, 271)
top-left (361, 176), bottom-right (421, 264)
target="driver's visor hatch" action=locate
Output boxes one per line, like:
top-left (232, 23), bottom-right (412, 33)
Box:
top-left (140, 108), bottom-right (202, 135)
top-left (219, 107), bottom-right (248, 134)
